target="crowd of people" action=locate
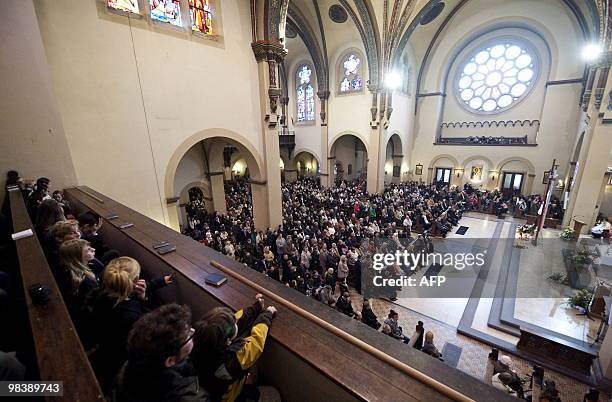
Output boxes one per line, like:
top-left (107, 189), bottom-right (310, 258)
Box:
top-left (1, 171), bottom-right (277, 401)
top-left (0, 170), bottom-right (587, 401)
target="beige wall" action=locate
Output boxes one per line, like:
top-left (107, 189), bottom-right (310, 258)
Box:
top-left (0, 0), bottom-right (77, 203)
top-left (409, 0), bottom-right (584, 194)
top-left (34, 0), bottom-right (262, 225)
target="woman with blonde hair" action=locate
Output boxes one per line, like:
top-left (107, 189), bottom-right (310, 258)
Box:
top-left (58, 239), bottom-right (98, 312)
top-left (84, 257), bottom-right (174, 391)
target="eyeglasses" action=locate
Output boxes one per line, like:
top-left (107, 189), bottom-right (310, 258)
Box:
top-left (176, 327), bottom-right (195, 352)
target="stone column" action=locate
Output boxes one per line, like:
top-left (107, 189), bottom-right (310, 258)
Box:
top-left (251, 41), bottom-right (285, 230)
top-left (318, 91), bottom-right (331, 187)
top-left (566, 121), bottom-right (612, 231)
top-left (209, 172), bottom-right (226, 214)
top-left (366, 87), bottom-right (387, 194)
top-left (563, 67), bottom-right (611, 231)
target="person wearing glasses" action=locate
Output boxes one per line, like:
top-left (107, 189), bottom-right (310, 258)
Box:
top-left (192, 293), bottom-right (277, 402)
top-left (115, 303), bottom-right (210, 401)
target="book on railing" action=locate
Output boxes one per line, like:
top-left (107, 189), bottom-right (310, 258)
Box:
top-left (152, 240), bottom-right (170, 249)
top-left (204, 273), bottom-right (227, 287)
top-left (157, 244), bottom-right (176, 255)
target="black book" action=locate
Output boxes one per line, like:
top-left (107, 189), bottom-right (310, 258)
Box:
top-left (152, 240), bottom-right (170, 249)
top-left (157, 244), bottom-right (176, 255)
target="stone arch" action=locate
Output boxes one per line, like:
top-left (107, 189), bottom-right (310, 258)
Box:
top-left (460, 155), bottom-right (494, 169)
top-left (291, 147), bottom-right (321, 166)
top-left (292, 149), bottom-right (320, 177)
top-left (329, 131), bottom-right (370, 156)
top-left (179, 181), bottom-right (210, 202)
top-left (164, 128), bottom-right (264, 200)
top-left (428, 154), bottom-right (459, 184)
top-left (495, 156), bottom-right (535, 174)
top-left (428, 154), bottom-right (459, 170)
top-left (387, 133), bottom-right (402, 154)
top-left (329, 132), bottom-right (368, 182)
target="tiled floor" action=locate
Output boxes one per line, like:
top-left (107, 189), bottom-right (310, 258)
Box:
top-left (348, 212), bottom-right (608, 401)
top-left (347, 290), bottom-right (606, 402)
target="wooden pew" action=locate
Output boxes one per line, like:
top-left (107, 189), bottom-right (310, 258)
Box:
top-left (8, 189), bottom-right (104, 402)
top-left (65, 186), bottom-right (516, 402)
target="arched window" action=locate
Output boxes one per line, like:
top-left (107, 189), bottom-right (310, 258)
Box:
top-left (296, 65), bottom-right (315, 122)
top-left (456, 40), bottom-right (538, 113)
top-left (338, 53), bottom-right (363, 94)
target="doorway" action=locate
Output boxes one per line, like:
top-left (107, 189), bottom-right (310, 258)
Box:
top-left (502, 172), bottom-right (524, 197)
top-left (435, 167), bottom-right (452, 185)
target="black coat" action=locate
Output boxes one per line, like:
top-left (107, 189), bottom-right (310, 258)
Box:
top-left (115, 362), bottom-right (210, 402)
top-left (83, 290), bottom-right (148, 386)
top-left (361, 307), bottom-right (381, 330)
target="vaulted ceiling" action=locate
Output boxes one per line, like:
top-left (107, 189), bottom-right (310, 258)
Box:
top-left (283, 0), bottom-right (608, 93)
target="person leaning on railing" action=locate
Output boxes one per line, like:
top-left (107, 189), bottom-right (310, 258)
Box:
top-left (191, 293), bottom-right (277, 402)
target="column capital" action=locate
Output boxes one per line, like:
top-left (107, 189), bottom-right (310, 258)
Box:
top-left (317, 90), bottom-right (330, 100)
top-left (251, 41), bottom-right (287, 63)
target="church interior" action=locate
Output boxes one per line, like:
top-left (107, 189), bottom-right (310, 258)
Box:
top-left (2, 0), bottom-right (612, 401)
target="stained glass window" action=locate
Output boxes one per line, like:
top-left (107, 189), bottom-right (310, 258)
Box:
top-left (296, 65), bottom-right (315, 122)
top-left (339, 54), bottom-right (363, 93)
top-left (150, 0), bottom-right (182, 27)
top-left (457, 41), bottom-right (538, 113)
top-left (108, 0), bottom-right (140, 14)
top-left (189, 0), bottom-right (212, 35)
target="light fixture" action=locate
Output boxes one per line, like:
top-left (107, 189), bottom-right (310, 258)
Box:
top-left (385, 70), bottom-right (403, 90)
top-left (582, 43), bottom-right (602, 61)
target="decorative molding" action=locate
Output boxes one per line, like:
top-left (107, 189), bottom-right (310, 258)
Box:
top-left (251, 41), bottom-right (287, 63)
top-left (441, 120), bottom-right (540, 129)
top-left (247, 179), bottom-right (268, 185)
top-left (166, 196), bottom-right (180, 204)
top-left (546, 78), bottom-right (585, 86)
top-left (207, 171), bottom-right (224, 177)
top-left (392, 154), bottom-right (404, 158)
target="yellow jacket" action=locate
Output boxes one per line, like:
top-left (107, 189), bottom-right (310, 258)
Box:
top-left (221, 306), bottom-right (273, 402)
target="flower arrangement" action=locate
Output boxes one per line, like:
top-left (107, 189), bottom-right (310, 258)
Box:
top-left (567, 288), bottom-right (593, 310)
top-left (572, 247), bottom-right (593, 266)
top-left (560, 227), bottom-right (576, 239)
top-left (517, 224), bottom-right (535, 239)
